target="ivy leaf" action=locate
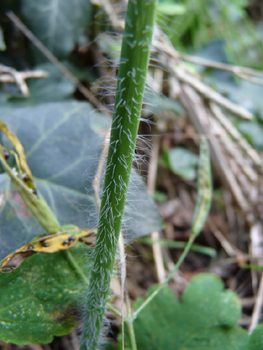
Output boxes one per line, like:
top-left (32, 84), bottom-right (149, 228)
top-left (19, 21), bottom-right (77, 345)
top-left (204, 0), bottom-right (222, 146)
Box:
top-left (249, 325), bottom-right (263, 350)
top-left (0, 101), bottom-right (163, 260)
top-left (26, 62), bottom-right (75, 103)
top-left (0, 244), bottom-right (90, 344)
top-left (21, 0), bottom-right (92, 60)
top-left (121, 273), bottom-right (248, 350)
top-left (0, 174), bottom-right (44, 261)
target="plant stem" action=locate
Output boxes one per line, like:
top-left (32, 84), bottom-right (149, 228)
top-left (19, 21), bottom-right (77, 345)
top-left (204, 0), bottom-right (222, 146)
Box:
top-left (125, 293), bottom-right (137, 350)
top-left (65, 250), bottom-right (90, 285)
top-left (133, 235), bottom-right (196, 319)
top-left (139, 237), bottom-right (216, 258)
top-left (66, 250), bottom-right (123, 318)
top-left (132, 137), bottom-right (212, 318)
top-left (81, 1), bottom-right (157, 349)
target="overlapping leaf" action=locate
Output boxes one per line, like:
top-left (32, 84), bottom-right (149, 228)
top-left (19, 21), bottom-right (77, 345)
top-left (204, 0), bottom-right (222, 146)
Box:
top-left (0, 101), bottom-right (163, 260)
top-left (0, 227), bottom-right (96, 273)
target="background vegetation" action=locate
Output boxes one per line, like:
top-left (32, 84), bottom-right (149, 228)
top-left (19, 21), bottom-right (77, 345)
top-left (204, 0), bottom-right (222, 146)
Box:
top-left (1, 0), bottom-right (263, 349)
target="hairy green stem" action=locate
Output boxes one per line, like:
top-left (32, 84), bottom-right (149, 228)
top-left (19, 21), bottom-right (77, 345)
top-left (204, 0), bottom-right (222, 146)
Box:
top-left (81, 1), bottom-right (157, 349)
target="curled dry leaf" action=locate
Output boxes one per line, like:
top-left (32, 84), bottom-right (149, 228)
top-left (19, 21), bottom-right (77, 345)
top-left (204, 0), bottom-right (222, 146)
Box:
top-left (0, 120), bottom-right (36, 192)
top-left (0, 228), bottom-right (96, 273)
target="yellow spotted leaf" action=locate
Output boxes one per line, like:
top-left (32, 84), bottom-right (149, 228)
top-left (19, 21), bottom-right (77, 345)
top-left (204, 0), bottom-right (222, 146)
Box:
top-left (0, 120), bottom-right (35, 191)
top-left (0, 229), bottom-right (96, 273)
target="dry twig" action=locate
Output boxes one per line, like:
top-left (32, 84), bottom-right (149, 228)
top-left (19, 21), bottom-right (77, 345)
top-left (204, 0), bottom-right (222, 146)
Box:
top-left (0, 64), bottom-right (47, 97)
top-left (6, 11), bottom-right (111, 116)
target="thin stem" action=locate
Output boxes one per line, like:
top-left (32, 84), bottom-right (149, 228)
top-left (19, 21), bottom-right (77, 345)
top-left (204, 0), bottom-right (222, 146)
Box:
top-left (65, 250), bottom-right (90, 285)
top-left (125, 290), bottom-right (137, 350)
top-left (133, 136), bottom-right (212, 318)
top-left (133, 235), bottom-right (195, 319)
top-left (107, 304), bottom-right (123, 318)
top-left (126, 317), bottom-right (138, 350)
top-left (139, 237), bottom-right (216, 259)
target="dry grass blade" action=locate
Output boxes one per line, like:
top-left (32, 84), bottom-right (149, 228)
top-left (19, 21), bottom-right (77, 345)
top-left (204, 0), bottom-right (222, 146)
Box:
top-left (179, 84), bottom-right (251, 218)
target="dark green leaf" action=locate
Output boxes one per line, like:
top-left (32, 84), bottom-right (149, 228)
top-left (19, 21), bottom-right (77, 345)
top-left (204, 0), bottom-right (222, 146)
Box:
top-left (0, 62), bottom-right (75, 110)
top-left (0, 101), bottom-right (163, 259)
top-left (121, 273), bottom-right (248, 350)
top-left (0, 174), bottom-right (44, 261)
top-left (27, 62), bottom-right (75, 103)
top-left (21, 0), bottom-right (92, 60)
top-left (249, 325), bottom-right (263, 350)
top-left (0, 26), bottom-right (5, 51)
top-left (0, 243), bottom-right (90, 344)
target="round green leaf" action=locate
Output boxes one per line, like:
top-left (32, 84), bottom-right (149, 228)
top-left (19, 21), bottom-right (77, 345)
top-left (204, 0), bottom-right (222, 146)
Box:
top-left (122, 273), bottom-right (248, 350)
top-left (249, 325), bottom-right (263, 350)
top-left (164, 147), bottom-right (199, 180)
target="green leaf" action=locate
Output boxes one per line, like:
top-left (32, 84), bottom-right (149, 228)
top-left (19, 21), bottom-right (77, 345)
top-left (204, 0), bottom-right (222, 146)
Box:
top-left (163, 147), bottom-right (199, 180)
top-left (153, 190), bottom-right (167, 203)
top-left (0, 243), bottom-right (90, 344)
top-left (0, 26), bottom-right (6, 51)
top-left (21, 0), bottom-right (92, 60)
top-left (197, 40), bottom-right (263, 117)
top-left (157, 3), bottom-right (186, 16)
top-left (0, 62), bottom-right (75, 109)
top-left (27, 62), bottom-right (75, 102)
top-left (121, 273), bottom-right (248, 350)
top-left (238, 122), bottom-right (263, 150)
top-left (0, 101), bottom-right (163, 259)
top-left (0, 174), bottom-right (44, 262)
top-left (249, 325), bottom-right (263, 350)
top-left (144, 88), bottom-right (184, 116)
